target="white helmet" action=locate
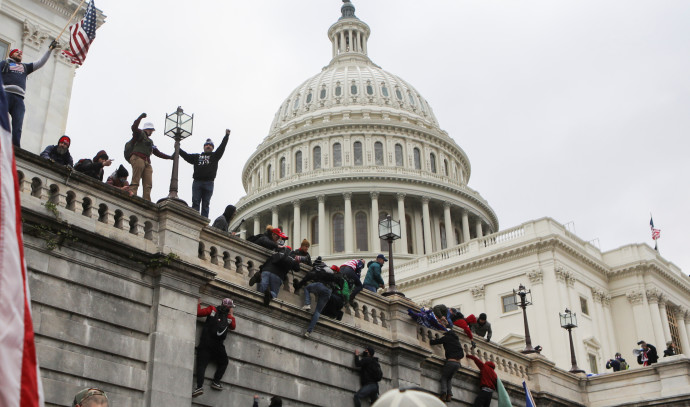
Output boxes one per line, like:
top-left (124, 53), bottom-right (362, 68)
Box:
top-left (142, 122), bottom-right (155, 130)
top-left (372, 388), bottom-right (445, 407)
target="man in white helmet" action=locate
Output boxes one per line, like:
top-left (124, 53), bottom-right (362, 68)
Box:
top-left (127, 112), bottom-right (172, 201)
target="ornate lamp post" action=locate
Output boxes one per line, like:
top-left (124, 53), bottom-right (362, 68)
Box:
top-left (514, 284), bottom-right (536, 354)
top-left (560, 308), bottom-right (585, 373)
top-left (160, 106), bottom-right (193, 204)
top-left (378, 215), bottom-right (404, 297)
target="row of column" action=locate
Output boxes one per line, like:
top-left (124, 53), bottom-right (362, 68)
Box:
top-left (333, 28), bottom-right (367, 56)
top-left (243, 193), bottom-right (486, 257)
top-left (646, 294), bottom-right (690, 355)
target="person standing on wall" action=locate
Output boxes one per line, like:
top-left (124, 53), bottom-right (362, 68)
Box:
top-left (126, 112), bottom-right (172, 201)
top-left (179, 130), bottom-right (230, 218)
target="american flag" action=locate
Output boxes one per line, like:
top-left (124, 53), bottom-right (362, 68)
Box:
top-left (0, 79), bottom-right (44, 405)
top-left (650, 217), bottom-right (661, 241)
top-left (62, 0), bottom-right (97, 65)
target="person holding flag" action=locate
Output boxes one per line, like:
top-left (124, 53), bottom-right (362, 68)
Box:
top-left (61, 0), bottom-right (98, 66)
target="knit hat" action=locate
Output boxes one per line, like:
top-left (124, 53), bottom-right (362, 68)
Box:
top-left (93, 150), bottom-right (108, 162)
top-left (204, 138), bottom-right (214, 147)
top-left (72, 388), bottom-right (108, 407)
top-left (221, 298), bottom-right (235, 308)
top-left (58, 135), bottom-right (71, 147)
top-left (9, 49), bottom-right (20, 58)
top-left (301, 239), bottom-right (310, 247)
top-left (486, 361), bottom-right (496, 369)
top-left (116, 164), bottom-right (129, 178)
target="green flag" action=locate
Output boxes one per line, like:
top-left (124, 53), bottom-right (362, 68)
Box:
top-left (497, 378), bottom-right (513, 407)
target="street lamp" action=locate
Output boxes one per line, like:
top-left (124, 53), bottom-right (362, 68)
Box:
top-left (160, 106), bottom-right (193, 204)
top-left (378, 215), bottom-right (404, 297)
top-left (560, 308), bottom-right (585, 373)
top-left (514, 284), bottom-right (536, 354)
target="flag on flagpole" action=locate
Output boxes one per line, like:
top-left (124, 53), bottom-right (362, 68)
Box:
top-left (649, 216), bottom-right (660, 251)
top-left (523, 380), bottom-right (536, 407)
top-left (0, 81), bottom-right (44, 405)
top-left (62, 0), bottom-right (97, 65)
top-left (496, 378), bottom-right (514, 407)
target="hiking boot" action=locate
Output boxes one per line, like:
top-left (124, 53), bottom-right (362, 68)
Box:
top-left (445, 394), bottom-right (452, 402)
top-left (249, 271), bottom-right (262, 287)
top-left (263, 288), bottom-right (272, 306)
top-left (210, 381), bottom-right (223, 391)
top-left (192, 387), bottom-right (204, 397)
top-left (302, 304), bottom-right (311, 311)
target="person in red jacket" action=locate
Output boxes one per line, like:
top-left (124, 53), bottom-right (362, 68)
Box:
top-left (466, 354), bottom-right (497, 407)
top-left (450, 310), bottom-right (477, 349)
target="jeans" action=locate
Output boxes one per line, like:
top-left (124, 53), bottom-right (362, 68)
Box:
top-left (192, 180), bottom-right (214, 218)
top-left (363, 284), bottom-right (378, 293)
top-left (129, 155), bottom-right (153, 201)
top-left (354, 383), bottom-right (379, 407)
top-left (439, 360), bottom-right (461, 396)
top-left (195, 342), bottom-right (228, 388)
top-left (304, 282), bottom-right (332, 333)
top-left (258, 272), bottom-right (283, 299)
top-left (7, 93), bottom-right (25, 147)
top-left (473, 389), bottom-right (493, 407)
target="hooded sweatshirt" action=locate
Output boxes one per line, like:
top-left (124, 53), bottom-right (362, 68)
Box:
top-left (212, 205), bottom-right (236, 232)
top-left (466, 355), bottom-right (497, 390)
top-left (363, 260), bottom-right (385, 287)
top-left (179, 133), bottom-right (229, 181)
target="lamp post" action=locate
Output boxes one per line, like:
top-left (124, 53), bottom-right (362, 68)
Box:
top-left (560, 308), bottom-right (585, 373)
top-left (378, 215), bottom-right (404, 297)
top-left (514, 284), bottom-right (536, 354)
top-left (160, 106), bottom-right (193, 204)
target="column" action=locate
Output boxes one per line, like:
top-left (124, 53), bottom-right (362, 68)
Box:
top-left (370, 192), bottom-right (381, 253)
top-left (271, 206), bottom-right (279, 228)
top-left (646, 289), bottom-right (668, 348)
top-left (475, 219), bottom-right (483, 239)
top-left (317, 195), bottom-right (326, 256)
top-left (344, 192), bottom-right (353, 253)
top-left (340, 31), bottom-right (345, 53)
top-left (675, 307), bottom-right (690, 355)
top-left (421, 197), bottom-right (432, 254)
top-left (443, 202), bottom-right (455, 247)
top-left (685, 311), bottom-right (690, 354)
top-left (332, 35), bottom-right (337, 56)
top-left (292, 200), bottom-right (301, 244)
top-left (627, 290), bottom-right (648, 341)
top-left (356, 31), bottom-right (361, 52)
top-left (253, 215), bottom-right (261, 236)
top-left (602, 294), bottom-right (617, 357)
top-left (348, 30), bottom-right (353, 51)
top-left (659, 300), bottom-right (673, 343)
top-left (461, 210), bottom-right (470, 243)
top-left (397, 193), bottom-right (408, 254)
top-left (592, 290), bottom-right (611, 360)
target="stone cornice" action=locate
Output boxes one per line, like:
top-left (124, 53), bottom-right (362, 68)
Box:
top-left (609, 261), bottom-right (690, 297)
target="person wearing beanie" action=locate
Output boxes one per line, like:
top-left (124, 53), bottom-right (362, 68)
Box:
top-left (193, 297), bottom-right (237, 397)
top-left (107, 164), bottom-right (133, 195)
top-left (1, 39), bottom-right (58, 147)
top-left (290, 239), bottom-right (312, 266)
top-left (75, 150), bottom-right (113, 181)
top-left (212, 204), bottom-right (237, 233)
top-left (127, 112), bottom-right (173, 201)
top-left (40, 135), bottom-right (74, 166)
top-left (179, 129), bottom-right (230, 218)
top-left (469, 313), bottom-right (492, 342)
top-left (72, 387), bottom-right (108, 407)
top-left (354, 346), bottom-right (383, 407)
top-left (466, 354), bottom-right (497, 407)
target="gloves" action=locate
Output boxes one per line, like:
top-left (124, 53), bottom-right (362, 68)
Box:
top-left (139, 113), bottom-right (147, 119)
top-left (49, 40), bottom-right (59, 50)
top-left (471, 341), bottom-right (477, 349)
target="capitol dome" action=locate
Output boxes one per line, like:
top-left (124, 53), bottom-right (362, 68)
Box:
top-left (233, 0), bottom-right (498, 266)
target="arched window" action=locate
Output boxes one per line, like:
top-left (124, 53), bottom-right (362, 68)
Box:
top-left (313, 146), bottom-right (321, 169)
top-left (351, 81), bottom-right (358, 95)
top-left (293, 96), bottom-right (300, 110)
top-left (267, 164), bottom-right (272, 183)
top-left (295, 151), bottom-right (303, 174)
top-left (333, 143), bottom-right (342, 167)
top-left (311, 217), bottom-right (319, 244)
top-left (395, 88), bottom-right (403, 100)
top-left (381, 84), bottom-right (389, 97)
top-left (355, 212), bottom-right (368, 251)
top-left (366, 83), bottom-right (374, 95)
top-left (406, 214), bottom-right (414, 254)
top-left (353, 141), bottom-right (363, 166)
top-left (444, 159), bottom-right (449, 176)
top-left (335, 84), bottom-right (342, 97)
top-left (306, 92), bottom-right (313, 104)
top-left (379, 212), bottom-right (390, 252)
top-left (413, 148), bottom-right (421, 170)
top-left (333, 213), bottom-right (344, 253)
top-left (408, 92), bottom-right (416, 106)
top-left (279, 157), bottom-right (286, 178)
top-left (320, 87), bottom-right (327, 99)
top-left (430, 153), bottom-right (437, 173)
top-left (395, 144), bottom-right (403, 167)
top-left (374, 142), bottom-right (384, 166)
top-left (440, 223), bottom-right (447, 250)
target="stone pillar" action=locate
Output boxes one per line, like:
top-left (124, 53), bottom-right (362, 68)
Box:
top-left (348, 30), bottom-right (353, 51)
top-left (674, 307), bottom-right (690, 355)
top-left (659, 300), bottom-right (673, 344)
top-left (475, 219), bottom-right (483, 239)
top-left (356, 31), bottom-right (361, 52)
top-left (340, 31), bottom-right (345, 53)
top-left (371, 192), bottom-right (381, 253)
top-left (344, 192), bottom-right (353, 253)
top-left (602, 294), bottom-right (617, 358)
top-left (292, 200), bottom-right (301, 244)
top-left (253, 216), bottom-right (261, 236)
top-left (443, 202), bottom-right (455, 247)
top-left (592, 289), bottom-right (612, 360)
top-left (626, 290), bottom-right (648, 341)
top-left (685, 311), bottom-right (690, 354)
top-left (397, 193), bottom-right (408, 254)
top-left (461, 210), bottom-right (470, 243)
top-left (271, 206), bottom-right (279, 228)
top-left (318, 195), bottom-right (327, 257)
top-left (421, 197), bottom-right (432, 254)
top-left (646, 289), bottom-right (668, 348)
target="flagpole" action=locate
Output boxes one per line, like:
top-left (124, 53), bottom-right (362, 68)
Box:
top-left (56, 0), bottom-right (87, 41)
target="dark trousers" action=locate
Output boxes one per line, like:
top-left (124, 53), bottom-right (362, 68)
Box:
top-left (7, 93), bottom-right (25, 147)
top-left (192, 180), bottom-right (215, 218)
top-left (341, 266), bottom-right (363, 302)
top-left (195, 343), bottom-right (229, 388)
top-left (305, 282), bottom-right (332, 333)
top-left (439, 360), bottom-right (460, 396)
top-left (473, 389), bottom-right (493, 407)
top-left (354, 382), bottom-right (379, 407)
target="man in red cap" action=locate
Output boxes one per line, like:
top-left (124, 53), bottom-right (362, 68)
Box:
top-left (40, 135), bottom-right (74, 166)
top-left (1, 40), bottom-right (58, 147)
top-left (466, 354), bottom-right (497, 406)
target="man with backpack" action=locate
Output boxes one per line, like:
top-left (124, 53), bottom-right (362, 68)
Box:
top-left (294, 257), bottom-right (343, 338)
top-left (353, 346), bottom-right (383, 407)
top-left (606, 352), bottom-right (628, 372)
top-left (126, 112), bottom-right (173, 201)
top-left (257, 246), bottom-right (301, 306)
top-left (193, 298), bottom-right (236, 398)
top-left (75, 150), bottom-right (112, 181)
top-left (430, 323), bottom-right (464, 402)
top-left (340, 259), bottom-right (365, 307)
top-left (179, 130), bottom-right (230, 218)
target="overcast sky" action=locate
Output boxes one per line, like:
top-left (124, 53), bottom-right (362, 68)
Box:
top-left (64, 1), bottom-right (690, 274)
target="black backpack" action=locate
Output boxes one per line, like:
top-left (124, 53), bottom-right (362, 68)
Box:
top-left (203, 306), bottom-right (230, 342)
top-left (371, 360), bottom-right (383, 382)
top-left (247, 234), bottom-right (263, 244)
top-left (124, 137), bottom-right (135, 163)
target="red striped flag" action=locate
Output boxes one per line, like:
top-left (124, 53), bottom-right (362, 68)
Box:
top-left (62, 0), bottom-right (97, 66)
top-left (0, 81), bottom-right (44, 404)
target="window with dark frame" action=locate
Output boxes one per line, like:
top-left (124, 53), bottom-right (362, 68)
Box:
top-left (502, 294), bottom-right (518, 313)
top-left (580, 297), bottom-right (589, 316)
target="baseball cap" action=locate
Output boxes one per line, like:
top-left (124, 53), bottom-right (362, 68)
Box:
top-left (272, 227), bottom-right (288, 239)
top-left (377, 254), bottom-right (388, 262)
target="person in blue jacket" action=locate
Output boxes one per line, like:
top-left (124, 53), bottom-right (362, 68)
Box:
top-left (363, 254), bottom-right (387, 293)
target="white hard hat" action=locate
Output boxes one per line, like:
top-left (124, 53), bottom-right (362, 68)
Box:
top-left (372, 388), bottom-right (445, 407)
top-left (142, 122), bottom-right (155, 130)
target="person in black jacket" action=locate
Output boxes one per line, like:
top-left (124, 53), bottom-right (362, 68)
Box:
top-left (212, 205), bottom-right (237, 233)
top-left (179, 130), bottom-right (230, 218)
top-left (40, 135), bottom-right (74, 167)
top-left (354, 346), bottom-right (381, 407)
top-left (294, 257), bottom-right (342, 337)
top-left (248, 226), bottom-right (290, 287)
top-left (663, 341), bottom-right (677, 357)
top-left (257, 246), bottom-right (301, 306)
top-left (75, 150), bottom-right (112, 181)
top-left (290, 239), bottom-right (312, 266)
top-left (430, 328), bottom-right (464, 402)
top-left (193, 298), bottom-right (236, 398)
top-left (636, 340), bottom-right (659, 366)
